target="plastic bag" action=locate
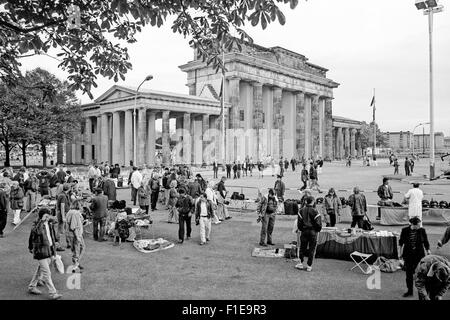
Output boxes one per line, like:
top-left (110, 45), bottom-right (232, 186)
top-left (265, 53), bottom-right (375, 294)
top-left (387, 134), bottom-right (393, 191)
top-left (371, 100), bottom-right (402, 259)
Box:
top-left (275, 202), bottom-right (284, 215)
top-left (52, 255), bottom-right (64, 274)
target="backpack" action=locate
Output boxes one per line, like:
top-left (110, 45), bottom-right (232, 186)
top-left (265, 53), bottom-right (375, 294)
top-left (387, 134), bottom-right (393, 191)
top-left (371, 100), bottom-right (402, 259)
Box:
top-left (178, 195), bottom-right (192, 215)
top-left (266, 198), bottom-right (277, 214)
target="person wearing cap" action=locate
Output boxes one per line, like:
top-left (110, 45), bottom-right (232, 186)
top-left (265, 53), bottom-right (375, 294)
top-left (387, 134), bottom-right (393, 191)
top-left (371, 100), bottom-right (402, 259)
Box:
top-left (27, 207), bottom-right (62, 300)
top-left (274, 175), bottom-right (285, 201)
top-left (399, 216), bottom-right (431, 297)
top-left (404, 183), bottom-right (423, 226)
top-left (55, 183), bottom-right (71, 250)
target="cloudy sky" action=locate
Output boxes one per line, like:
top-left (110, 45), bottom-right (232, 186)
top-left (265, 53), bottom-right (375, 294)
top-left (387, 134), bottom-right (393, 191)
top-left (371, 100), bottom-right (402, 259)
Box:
top-left (19, 0), bottom-right (450, 135)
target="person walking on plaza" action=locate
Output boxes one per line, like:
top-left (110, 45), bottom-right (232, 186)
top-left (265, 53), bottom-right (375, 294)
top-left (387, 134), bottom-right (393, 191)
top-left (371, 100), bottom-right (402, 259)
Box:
top-left (404, 183), bottom-right (423, 224)
top-left (394, 158), bottom-right (399, 175)
top-left (415, 254), bottom-right (450, 300)
top-left (295, 196), bottom-right (322, 272)
top-left (324, 188), bottom-right (341, 227)
top-left (10, 180), bottom-right (24, 226)
top-left (226, 162), bottom-right (232, 179)
top-left (129, 166), bottom-right (142, 206)
top-left (348, 186), bottom-right (367, 228)
top-left (24, 172), bottom-right (38, 213)
top-left (309, 163), bottom-right (322, 193)
top-left (149, 174), bottom-right (160, 211)
top-left (65, 199), bottom-right (85, 272)
top-left (258, 161), bottom-right (264, 178)
top-left (175, 188), bottom-right (194, 243)
top-left (274, 175), bottom-right (285, 201)
top-left (212, 160), bottom-right (219, 179)
top-left (55, 183), bottom-right (71, 250)
top-left (28, 207), bottom-right (62, 300)
top-left (90, 188), bottom-right (108, 241)
top-left (205, 181), bottom-right (220, 225)
top-left (410, 158), bottom-right (415, 174)
top-left (161, 168), bottom-right (170, 207)
top-left (279, 158), bottom-right (284, 177)
top-left (242, 161), bottom-right (248, 177)
top-left (300, 164), bottom-right (309, 191)
top-left (0, 185), bottom-right (7, 238)
top-left (37, 170), bottom-right (50, 197)
top-left (258, 189), bottom-right (277, 247)
top-left (399, 216), bottom-right (430, 298)
top-left (284, 158), bottom-right (289, 172)
top-left (167, 180), bottom-right (179, 224)
top-left (232, 162), bottom-right (238, 179)
top-left (248, 158), bottom-right (254, 177)
top-left (290, 158), bottom-right (296, 172)
top-left (372, 154), bottom-right (377, 167)
top-left (195, 193), bottom-right (213, 245)
top-left (216, 176), bottom-right (230, 221)
top-left (405, 157), bottom-right (411, 176)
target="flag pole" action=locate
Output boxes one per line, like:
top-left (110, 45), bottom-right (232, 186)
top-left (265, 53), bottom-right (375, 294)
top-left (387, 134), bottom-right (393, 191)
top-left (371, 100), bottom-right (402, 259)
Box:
top-left (221, 46), bottom-right (226, 168)
top-left (373, 88), bottom-right (376, 157)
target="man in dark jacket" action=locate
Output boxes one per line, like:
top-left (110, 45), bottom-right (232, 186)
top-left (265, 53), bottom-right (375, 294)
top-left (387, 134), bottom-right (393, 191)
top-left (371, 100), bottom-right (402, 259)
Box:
top-left (232, 162), bottom-right (238, 179)
top-left (226, 162), bottom-right (232, 179)
top-left (37, 170), bottom-right (51, 197)
top-left (274, 175), bottom-right (285, 201)
top-left (0, 185), bottom-right (7, 238)
top-left (399, 216), bottom-right (431, 297)
top-left (296, 196), bottom-right (322, 272)
top-left (55, 166), bottom-right (66, 184)
top-left (102, 177), bottom-right (117, 201)
top-left (348, 186), bottom-right (367, 228)
top-left (90, 188), bottom-right (108, 241)
top-left (259, 189), bottom-right (277, 247)
top-left (175, 188), bottom-right (194, 243)
top-left (415, 254), bottom-right (450, 300)
top-left (188, 177), bottom-right (202, 199)
top-left (28, 207), bottom-right (62, 300)
top-left (377, 178), bottom-right (393, 203)
top-left (212, 160), bottom-right (219, 179)
top-left (149, 174), bottom-right (160, 211)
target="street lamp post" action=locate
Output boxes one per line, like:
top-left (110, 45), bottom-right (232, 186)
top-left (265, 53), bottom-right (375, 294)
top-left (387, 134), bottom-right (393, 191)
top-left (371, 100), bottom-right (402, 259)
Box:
top-left (133, 75), bottom-right (153, 166)
top-left (412, 122), bottom-right (430, 156)
top-left (415, 0), bottom-right (443, 179)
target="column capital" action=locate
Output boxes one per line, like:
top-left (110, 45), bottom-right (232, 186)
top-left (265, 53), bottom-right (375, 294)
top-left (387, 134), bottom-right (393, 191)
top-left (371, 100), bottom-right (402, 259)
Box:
top-left (228, 76), bottom-right (241, 81)
top-left (250, 81), bottom-right (263, 87)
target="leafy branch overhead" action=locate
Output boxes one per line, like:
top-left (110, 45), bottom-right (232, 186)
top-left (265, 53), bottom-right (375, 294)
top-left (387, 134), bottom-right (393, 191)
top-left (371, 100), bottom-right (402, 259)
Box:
top-left (0, 0), bottom-right (300, 98)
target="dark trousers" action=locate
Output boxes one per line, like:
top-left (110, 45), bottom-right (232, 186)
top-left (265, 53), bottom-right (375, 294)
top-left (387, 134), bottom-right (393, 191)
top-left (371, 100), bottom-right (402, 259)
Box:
top-left (131, 187), bottom-right (138, 205)
top-left (93, 217), bottom-right (106, 241)
top-left (328, 213), bottom-right (336, 227)
top-left (226, 170), bottom-right (231, 179)
top-left (140, 205), bottom-right (149, 215)
top-left (405, 257), bottom-right (421, 292)
top-left (150, 191), bottom-right (159, 210)
top-left (300, 180), bottom-right (307, 191)
top-left (260, 214), bottom-right (275, 244)
top-left (0, 212), bottom-right (7, 235)
top-left (213, 168), bottom-right (218, 179)
top-left (89, 178), bottom-right (95, 192)
top-left (351, 216), bottom-right (364, 228)
top-left (405, 167), bottom-right (410, 176)
top-left (233, 171), bottom-right (237, 179)
top-left (299, 229), bottom-right (318, 267)
top-left (178, 214), bottom-right (192, 241)
top-left (394, 167), bottom-right (399, 174)
top-left (292, 164), bottom-right (295, 171)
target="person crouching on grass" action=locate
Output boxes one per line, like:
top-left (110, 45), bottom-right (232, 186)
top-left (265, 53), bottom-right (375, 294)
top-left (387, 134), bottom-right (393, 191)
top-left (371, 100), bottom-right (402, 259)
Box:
top-left (195, 193), bottom-right (213, 245)
top-left (65, 199), bottom-right (85, 273)
top-left (28, 207), bottom-right (62, 300)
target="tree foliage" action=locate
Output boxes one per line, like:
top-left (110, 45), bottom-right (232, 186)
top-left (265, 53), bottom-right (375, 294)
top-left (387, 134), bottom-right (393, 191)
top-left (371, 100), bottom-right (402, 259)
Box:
top-left (359, 121), bottom-right (388, 150)
top-left (0, 0), bottom-right (300, 98)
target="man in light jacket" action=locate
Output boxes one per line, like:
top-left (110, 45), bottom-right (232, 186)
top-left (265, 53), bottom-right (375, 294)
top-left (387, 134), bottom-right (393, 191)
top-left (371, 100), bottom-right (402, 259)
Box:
top-left (404, 183), bottom-right (423, 225)
top-left (130, 167), bottom-right (142, 206)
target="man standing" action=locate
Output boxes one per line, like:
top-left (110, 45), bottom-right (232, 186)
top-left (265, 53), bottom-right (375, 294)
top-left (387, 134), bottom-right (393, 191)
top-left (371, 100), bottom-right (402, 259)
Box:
top-left (399, 217), bottom-right (430, 298)
top-left (226, 162), bottom-right (232, 179)
top-left (149, 174), bottom-right (160, 211)
top-left (274, 175), bottom-right (285, 201)
top-left (232, 162), bottom-right (237, 179)
top-left (195, 193), bottom-right (213, 245)
top-left (175, 188), bottom-right (194, 243)
top-left (258, 189), bottom-right (277, 247)
top-left (212, 160), bottom-right (219, 179)
top-left (130, 166), bottom-right (142, 206)
top-left (415, 254), bottom-right (450, 300)
top-left (90, 188), bottom-right (108, 241)
top-left (309, 163), bottom-right (322, 193)
top-left (279, 157), bottom-right (284, 177)
top-left (55, 183), bottom-right (71, 251)
top-left (348, 186), bottom-right (367, 228)
top-left (404, 183), bottom-right (423, 224)
top-left (290, 158), bottom-right (296, 172)
top-left (216, 176), bottom-right (230, 221)
top-left (405, 157), bottom-right (411, 176)
top-left (324, 188), bottom-right (341, 227)
top-left (102, 177), bottom-right (117, 201)
top-left (295, 196), bottom-right (322, 272)
top-left (87, 164), bottom-right (98, 193)
top-left (394, 158), bottom-right (399, 175)
top-left (23, 172), bottom-right (38, 213)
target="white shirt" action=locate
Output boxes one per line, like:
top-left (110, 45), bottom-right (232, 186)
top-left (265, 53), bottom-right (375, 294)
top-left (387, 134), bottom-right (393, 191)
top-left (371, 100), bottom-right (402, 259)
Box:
top-left (130, 171), bottom-right (143, 189)
top-left (404, 188), bottom-right (423, 218)
top-left (200, 202), bottom-right (208, 217)
top-left (205, 187), bottom-right (216, 204)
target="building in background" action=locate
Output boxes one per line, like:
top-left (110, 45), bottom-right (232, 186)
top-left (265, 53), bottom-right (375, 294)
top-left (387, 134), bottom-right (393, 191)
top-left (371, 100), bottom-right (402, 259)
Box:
top-left (444, 136), bottom-right (450, 152)
top-left (383, 131), bottom-right (413, 153)
top-left (413, 132), bottom-right (445, 154)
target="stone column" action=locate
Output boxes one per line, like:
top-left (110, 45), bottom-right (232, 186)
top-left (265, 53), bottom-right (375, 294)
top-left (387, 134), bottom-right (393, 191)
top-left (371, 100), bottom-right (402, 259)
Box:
top-left (65, 142), bottom-right (73, 164)
top-left (146, 112), bottom-right (156, 166)
top-left (310, 95), bottom-right (320, 158)
top-left (324, 99), bottom-right (333, 160)
top-left (162, 111), bottom-right (170, 166)
top-left (272, 87), bottom-right (283, 159)
top-left (124, 110), bottom-right (133, 166)
top-left (336, 127), bottom-right (343, 159)
top-left (111, 112), bottom-right (121, 165)
top-left (228, 77), bottom-right (240, 161)
top-left (183, 113), bottom-right (192, 165)
top-left (83, 117), bottom-right (92, 164)
top-left (295, 92), bottom-right (306, 160)
top-left (356, 129), bottom-right (362, 157)
top-left (344, 128), bottom-right (350, 157)
top-left (202, 114), bottom-right (210, 164)
top-left (137, 108), bottom-right (147, 165)
top-left (96, 115), bottom-right (101, 163)
top-left (100, 113), bottom-right (109, 163)
top-left (252, 82), bottom-right (263, 161)
top-left (350, 129), bottom-right (357, 157)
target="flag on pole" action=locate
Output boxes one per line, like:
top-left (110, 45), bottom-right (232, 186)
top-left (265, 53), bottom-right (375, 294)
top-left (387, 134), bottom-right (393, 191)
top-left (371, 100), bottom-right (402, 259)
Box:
top-left (370, 96), bottom-right (375, 107)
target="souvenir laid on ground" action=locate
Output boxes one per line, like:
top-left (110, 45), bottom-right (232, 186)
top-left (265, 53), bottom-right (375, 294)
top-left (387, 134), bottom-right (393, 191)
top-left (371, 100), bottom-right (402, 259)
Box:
top-left (135, 219), bottom-right (151, 226)
top-left (251, 247), bottom-right (285, 258)
top-left (133, 238), bottom-right (174, 253)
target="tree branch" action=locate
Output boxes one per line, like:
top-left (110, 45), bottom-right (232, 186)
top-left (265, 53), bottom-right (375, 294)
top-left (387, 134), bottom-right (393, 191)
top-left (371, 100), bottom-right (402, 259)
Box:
top-left (0, 17), bottom-right (68, 34)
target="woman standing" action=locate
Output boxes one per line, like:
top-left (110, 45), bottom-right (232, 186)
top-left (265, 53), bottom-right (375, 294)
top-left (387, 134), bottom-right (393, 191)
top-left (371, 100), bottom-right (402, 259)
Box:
top-left (10, 180), bottom-right (24, 225)
top-left (137, 181), bottom-right (150, 215)
top-left (167, 180), bottom-right (179, 223)
top-left (65, 200), bottom-right (85, 272)
top-left (324, 188), bottom-right (341, 227)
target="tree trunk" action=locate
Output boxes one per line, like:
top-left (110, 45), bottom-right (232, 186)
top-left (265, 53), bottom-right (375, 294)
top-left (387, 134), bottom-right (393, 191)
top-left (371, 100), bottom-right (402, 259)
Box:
top-left (3, 137), bottom-right (11, 167)
top-left (21, 140), bottom-right (27, 167)
top-left (41, 143), bottom-right (47, 168)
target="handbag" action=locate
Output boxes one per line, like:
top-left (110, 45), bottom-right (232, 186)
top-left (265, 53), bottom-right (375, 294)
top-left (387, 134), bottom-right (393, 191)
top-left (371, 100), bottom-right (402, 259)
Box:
top-left (52, 254), bottom-right (64, 274)
top-left (362, 213), bottom-right (374, 231)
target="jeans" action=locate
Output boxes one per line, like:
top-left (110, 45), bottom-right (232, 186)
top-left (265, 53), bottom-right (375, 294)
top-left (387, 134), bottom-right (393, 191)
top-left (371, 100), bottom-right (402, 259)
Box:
top-left (260, 214), bottom-right (275, 244)
top-left (25, 190), bottom-right (37, 212)
top-left (351, 216), bottom-right (364, 228)
top-left (300, 180), bottom-right (308, 191)
top-left (66, 231), bottom-right (85, 266)
top-left (178, 214), bottom-right (192, 241)
top-left (199, 216), bottom-right (211, 243)
top-left (28, 258), bottom-right (57, 296)
top-left (93, 217), bottom-right (106, 240)
top-left (150, 191), bottom-right (159, 210)
top-left (131, 187), bottom-right (138, 205)
top-left (299, 229), bottom-right (318, 267)
top-left (0, 212), bottom-right (6, 235)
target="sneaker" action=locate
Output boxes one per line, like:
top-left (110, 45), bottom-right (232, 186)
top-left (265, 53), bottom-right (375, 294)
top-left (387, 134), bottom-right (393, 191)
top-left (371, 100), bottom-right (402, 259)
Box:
top-left (225, 217), bottom-right (232, 220)
top-left (214, 221), bottom-right (221, 225)
top-left (402, 291), bottom-right (413, 298)
top-left (49, 293), bottom-right (62, 300)
top-left (295, 263), bottom-right (304, 270)
top-left (28, 287), bottom-right (42, 295)
top-left (306, 266), bottom-right (312, 272)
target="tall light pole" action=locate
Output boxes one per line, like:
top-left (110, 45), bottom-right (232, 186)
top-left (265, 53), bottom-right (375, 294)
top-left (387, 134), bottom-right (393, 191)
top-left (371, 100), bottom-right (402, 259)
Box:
top-left (415, 0), bottom-right (443, 179)
top-left (412, 122), bottom-right (430, 155)
top-left (133, 75), bottom-right (153, 166)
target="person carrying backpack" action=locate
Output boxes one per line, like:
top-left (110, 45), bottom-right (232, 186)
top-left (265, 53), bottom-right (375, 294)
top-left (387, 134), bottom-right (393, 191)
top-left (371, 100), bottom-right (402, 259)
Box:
top-left (175, 188), bottom-right (194, 243)
top-left (295, 196), bottom-right (322, 272)
top-left (258, 189), bottom-right (277, 247)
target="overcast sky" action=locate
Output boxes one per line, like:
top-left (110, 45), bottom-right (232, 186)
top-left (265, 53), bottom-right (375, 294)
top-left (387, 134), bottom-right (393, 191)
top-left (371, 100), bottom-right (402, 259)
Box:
top-left (19, 0), bottom-right (450, 135)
